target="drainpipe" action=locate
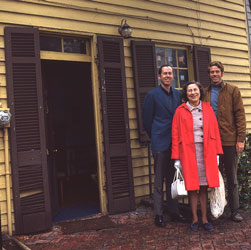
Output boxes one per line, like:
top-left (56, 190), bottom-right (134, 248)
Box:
top-left (0, 104), bottom-right (12, 236)
top-left (4, 234), bottom-right (31, 250)
top-left (147, 143), bottom-right (153, 197)
top-left (0, 204), bottom-right (2, 250)
top-left (4, 127), bottom-right (12, 235)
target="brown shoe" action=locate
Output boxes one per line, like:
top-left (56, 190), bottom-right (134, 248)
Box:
top-left (231, 212), bottom-right (243, 222)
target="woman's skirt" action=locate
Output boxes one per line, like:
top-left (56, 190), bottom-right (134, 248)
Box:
top-left (195, 142), bottom-right (208, 186)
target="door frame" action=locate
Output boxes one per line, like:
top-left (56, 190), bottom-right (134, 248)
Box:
top-left (39, 32), bottom-right (107, 213)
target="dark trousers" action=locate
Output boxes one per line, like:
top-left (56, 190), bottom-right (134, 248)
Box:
top-left (220, 146), bottom-right (240, 212)
top-left (153, 147), bottom-right (179, 216)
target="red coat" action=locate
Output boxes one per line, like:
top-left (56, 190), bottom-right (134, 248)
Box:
top-left (172, 101), bottom-right (223, 190)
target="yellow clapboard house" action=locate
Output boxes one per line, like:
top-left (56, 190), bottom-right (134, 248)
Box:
top-left (0, 0), bottom-right (250, 235)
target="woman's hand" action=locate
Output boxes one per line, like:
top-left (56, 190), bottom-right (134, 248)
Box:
top-left (174, 159), bottom-right (182, 170)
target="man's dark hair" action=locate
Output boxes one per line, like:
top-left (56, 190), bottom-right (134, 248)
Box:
top-left (208, 61), bottom-right (224, 74)
top-left (182, 80), bottom-right (204, 102)
top-left (158, 63), bottom-right (173, 75)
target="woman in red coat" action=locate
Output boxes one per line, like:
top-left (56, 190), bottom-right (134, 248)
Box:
top-left (172, 81), bottom-right (223, 231)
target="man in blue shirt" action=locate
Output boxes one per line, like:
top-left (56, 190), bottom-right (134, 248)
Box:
top-left (142, 64), bottom-right (185, 227)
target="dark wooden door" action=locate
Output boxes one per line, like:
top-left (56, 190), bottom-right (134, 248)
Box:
top-left (97, 36), bottom-right (135, 214)
top-left (41, 62), bottom-right (60, 217)
top-left (4, 27), bottom-right (52, 234)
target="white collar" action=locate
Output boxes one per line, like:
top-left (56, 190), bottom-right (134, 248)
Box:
top-left (186, 101), bottom-right (202, 111)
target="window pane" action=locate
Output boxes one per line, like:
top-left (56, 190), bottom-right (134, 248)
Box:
top-left (40, 36), bottom-right (62, 52)
top-left (178, 50), bottom-right (187, 68)
top-left (156, 47), bottom-right (165, 67)
top-left (64, 38), bottom-right (86, 54)
top-left (166, 48), bottom-right (176, 67)
top-left (171, 69), bottom-right (178, 88)
top-left (158, 78), bottom-right (161, 86)
top-left (179, 70), bottom-right (188, 88)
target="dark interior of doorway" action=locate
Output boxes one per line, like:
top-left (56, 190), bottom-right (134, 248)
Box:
top-left (41, 60), bottom-right (100, 222)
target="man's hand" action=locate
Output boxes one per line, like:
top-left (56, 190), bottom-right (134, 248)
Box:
top-left (174, 160), bottom-right (182, 170)
top-left (236, 142), bottom-right (244, 153)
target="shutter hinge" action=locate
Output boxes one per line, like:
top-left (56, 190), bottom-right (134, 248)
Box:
top-left (102, 84), bottom-right (106, 93)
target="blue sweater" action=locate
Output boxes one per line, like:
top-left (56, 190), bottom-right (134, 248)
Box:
top-left (142, 86), bottom-right (181, 152)
top-left (210, 83), bottom-right (222, 118)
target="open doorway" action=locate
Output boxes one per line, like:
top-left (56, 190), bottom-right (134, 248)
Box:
top-left (41, 60), bottom-right (100, 222)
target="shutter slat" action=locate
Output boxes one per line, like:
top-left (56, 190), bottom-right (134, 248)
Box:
top-left (193, 46), bottom-right (211, 87)
top-left (131, 41), bottom-right (158, 144)
top-left (21, 193), bottom-right (45, 214)
top-left (98, 36), bottom-right (135, 214)
top-left (5, 27), bottom-right (52, 234)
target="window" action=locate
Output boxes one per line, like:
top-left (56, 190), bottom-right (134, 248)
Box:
top-left (156, 47), bottom-right (189, 88)
top-left (40, 35), bottom-right (87, 55)
top-left (131, 41), bottom-right (211, 145)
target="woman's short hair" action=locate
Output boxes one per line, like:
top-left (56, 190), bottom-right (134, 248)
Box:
top-left (182, 80), bottom-right (204, 102)
top-left (208, 61), bottom-right (224, 73)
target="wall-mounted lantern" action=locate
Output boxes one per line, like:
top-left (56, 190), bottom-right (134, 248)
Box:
top-left (118, 19), bottom-right (132, 39)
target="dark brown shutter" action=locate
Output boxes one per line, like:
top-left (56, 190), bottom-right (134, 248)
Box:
top-left (97, 36), bottom-right (135, 214)
top-left (131, 41), bottom-right (158, 144)
top-left (4, 27), bottom-right (51, 234)
top-left (193, 46), bottom-right (211, 87)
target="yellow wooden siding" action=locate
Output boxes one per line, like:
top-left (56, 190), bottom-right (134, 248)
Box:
top-left (0, 0), bottom-right (250, 232)
top-left (0, 14), bottom-right (11, 231)
top-left (0, 1), bottom-right (248, 41)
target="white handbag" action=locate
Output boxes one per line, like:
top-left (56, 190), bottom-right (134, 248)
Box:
top-left (171, 168), bottom-right (188, 200)
top-left (210, 170), bottom-right (227, 218)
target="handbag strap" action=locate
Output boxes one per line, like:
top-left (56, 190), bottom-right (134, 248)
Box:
top-left (173, 168), bottom-right (184, 182)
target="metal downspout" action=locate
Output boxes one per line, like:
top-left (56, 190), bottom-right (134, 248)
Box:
top-left (148, 143), bottom-right (153, 197)
top-left (4, 234), bottom-right (31, 250)
top-left (4, 127), bottom-right (12, 235)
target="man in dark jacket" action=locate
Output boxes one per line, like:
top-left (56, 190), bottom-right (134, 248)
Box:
top-left (142, 64), bottom-right (185, 227)
top-left (204, 61), bottom-right (246, 222)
